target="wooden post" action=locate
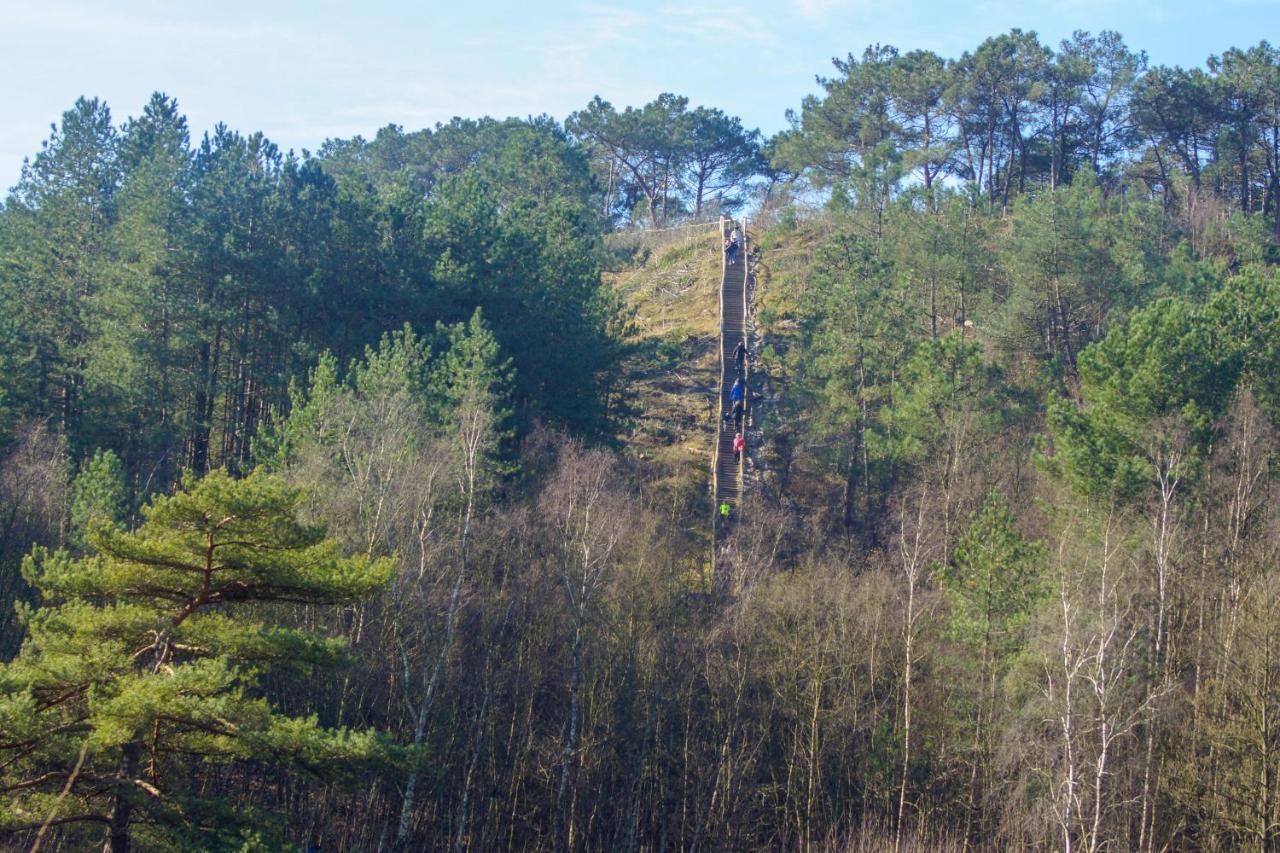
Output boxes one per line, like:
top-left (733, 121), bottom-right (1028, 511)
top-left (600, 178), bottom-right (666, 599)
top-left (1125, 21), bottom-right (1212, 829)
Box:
top-left (712, 217), bottom-right (727, 581)
top-left (738, 220), bottom-right (748, 501)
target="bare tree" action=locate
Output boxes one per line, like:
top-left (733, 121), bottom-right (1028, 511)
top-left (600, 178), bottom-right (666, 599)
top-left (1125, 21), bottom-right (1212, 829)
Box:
top-left (1032, 497), bottom-right (1154, 853)
top-left (1137, 419), bottom-right (1190, 853)
top-left (0, 420), bottom-right (70, 652)
top-left (394, 350), bottom-right (507, 847)
top-left (894, 485), bottom-right (939, 853)
top-left (539, 439), bottom-right (633, 851)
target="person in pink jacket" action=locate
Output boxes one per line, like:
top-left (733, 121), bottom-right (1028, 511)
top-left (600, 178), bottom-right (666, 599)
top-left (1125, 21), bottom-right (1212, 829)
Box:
top-left (733, 432), bottom-right (745, 462)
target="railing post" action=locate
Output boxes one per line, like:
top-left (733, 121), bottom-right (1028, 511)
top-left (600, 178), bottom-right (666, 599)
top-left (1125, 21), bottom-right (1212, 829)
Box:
top-left (712, 216), bottom-right (727, 579)
top-left (738, 219), bottom-right (748, 500)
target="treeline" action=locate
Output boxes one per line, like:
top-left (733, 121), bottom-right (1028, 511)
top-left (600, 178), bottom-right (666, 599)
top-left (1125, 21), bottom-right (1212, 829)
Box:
top-left (1, 27), bottom-right (1280, 853)
top-left (567, 94), bottom-right (762, 225)
top-left (774, 31), bottom-right (1280, 226)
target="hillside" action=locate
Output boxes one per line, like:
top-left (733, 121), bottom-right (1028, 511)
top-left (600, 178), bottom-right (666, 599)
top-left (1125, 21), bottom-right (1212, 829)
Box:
top-left (609, 228), bottom-right (722, 469)
top-left (605, 228), bottom-right (724, 562)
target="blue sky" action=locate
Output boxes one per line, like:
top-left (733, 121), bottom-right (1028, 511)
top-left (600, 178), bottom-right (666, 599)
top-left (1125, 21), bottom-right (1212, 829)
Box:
top-left (1, 0), bottom-right (1277, 191)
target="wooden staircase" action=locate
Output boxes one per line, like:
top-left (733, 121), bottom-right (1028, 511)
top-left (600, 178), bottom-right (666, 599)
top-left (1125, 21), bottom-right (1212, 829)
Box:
top-left (712, 220), bottom-right (748, 563)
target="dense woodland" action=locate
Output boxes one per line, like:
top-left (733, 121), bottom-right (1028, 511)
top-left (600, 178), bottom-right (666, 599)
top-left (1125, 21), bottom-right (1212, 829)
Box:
top-left (2, 28), bottom-right (1280, 852)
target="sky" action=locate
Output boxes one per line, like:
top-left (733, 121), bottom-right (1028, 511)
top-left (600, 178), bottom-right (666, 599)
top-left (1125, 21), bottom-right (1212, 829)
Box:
top-left (1, 0), bottom-right (1277, 191)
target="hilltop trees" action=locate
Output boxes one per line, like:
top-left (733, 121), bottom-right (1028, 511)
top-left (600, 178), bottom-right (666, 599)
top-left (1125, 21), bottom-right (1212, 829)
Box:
top-left (567, 94), bottom-right (761, 225)
top-left (773, 44), bottom-right (925, 192)
top-left (685, 106), bottom-right (762, 217)
top-left (771, 29), bottom-right (1280, 234)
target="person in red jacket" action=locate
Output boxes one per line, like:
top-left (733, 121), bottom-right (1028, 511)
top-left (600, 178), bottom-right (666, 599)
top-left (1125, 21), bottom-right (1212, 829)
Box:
top-left (733, 432), bottom-right (745, 462)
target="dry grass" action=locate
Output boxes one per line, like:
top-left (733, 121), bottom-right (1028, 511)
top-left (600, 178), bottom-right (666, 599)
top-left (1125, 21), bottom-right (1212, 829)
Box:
top-left (606, 232), bottom-right (725, 558)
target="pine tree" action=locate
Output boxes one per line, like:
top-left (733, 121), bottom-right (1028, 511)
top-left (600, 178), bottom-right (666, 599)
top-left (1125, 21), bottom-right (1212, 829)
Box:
top-left (91, 93), bottom-right (194, 481)
top-left (2, 97), bottom-right (120, 441)
top-left (0, 468), bottom-right (394, 851)
top-left (939, 490), bottom-right (1044, 844)
top-left (432, 308), bottom-right (515, 465)
top-left (70, 447), bottom-right (127, 549)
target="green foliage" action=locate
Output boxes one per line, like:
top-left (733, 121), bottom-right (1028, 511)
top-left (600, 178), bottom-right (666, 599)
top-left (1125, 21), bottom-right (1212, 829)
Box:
top-left (419, 166), bottom-right (619, 433)
top-left (260, 310), bottom-right (514, 476)
top-left (887, 190), bottom-right (996, 336)
top-left (253, 351), bottom-right (341, 473)
top-left (0, 468), bottom-right (394, 849)
top-left (1, 97), bottom-right (118, 450)
top-left (431, 308), bottom-right (515, 461)
top-left (70, 448), bottom-right (127, 548)
top-left (0, 93), bottom-right (625, 493)
top-left (881, 334), bottom-right (1021, 472)
top-left (567, 94), bottom-right (761, 225)
top-left (349, 323), bottom-right (433, 403)
top-left (940, 490), bottom-right (1045, 656)
top-left (1204, 266), bottom-right (1280, 417)
top-left (799, 230), bottom-right (908, 425)
top-left (1045, 279), bottom-right (1259, 499)
top-left (993, 174), bottom-right (1167, 371)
